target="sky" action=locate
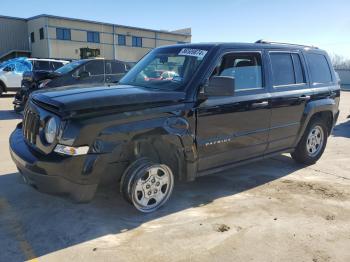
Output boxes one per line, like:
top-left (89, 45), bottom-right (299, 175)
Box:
top-left (1, 0), bottom-right (350, 58)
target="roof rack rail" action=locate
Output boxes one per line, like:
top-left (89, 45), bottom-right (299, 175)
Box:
top-left (255, 39), bottom-right (318, 49)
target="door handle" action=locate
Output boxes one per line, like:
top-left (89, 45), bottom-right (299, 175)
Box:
top-left (299, 95), bottom-right (311, 101)
top-left (251, 101), bottom-right (269, 108)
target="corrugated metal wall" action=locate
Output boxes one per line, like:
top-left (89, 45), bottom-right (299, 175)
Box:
top-left (0, 16), bottom-right (29, 57)
top-left (335, 69), bottom-right (350, 90)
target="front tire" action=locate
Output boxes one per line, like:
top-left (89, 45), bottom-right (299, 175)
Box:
top-left (120, 158), bottom-right (174, 213)
top-left (291, 118), bottom-right (328, 165)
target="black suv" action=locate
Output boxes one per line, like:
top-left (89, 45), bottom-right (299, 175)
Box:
top-left (10, 42), bottom-right (340, 212)
top-left (13, 59), bottom-right (131, 112)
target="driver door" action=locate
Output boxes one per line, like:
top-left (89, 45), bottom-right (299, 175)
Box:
top-left (196, 51), bottom-right (271, 172)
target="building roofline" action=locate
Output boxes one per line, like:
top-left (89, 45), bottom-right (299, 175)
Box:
top-left (26, 14), bottom-right (191, 37)
top-left (0, 15), bottom-right (27, 21)
top-left (0, 49), bottom-right (31, 60)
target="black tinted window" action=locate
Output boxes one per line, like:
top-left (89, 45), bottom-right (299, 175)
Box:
top-left (34, 61), bottom-right (50, 71)
top-left (30, 32), bottom-right (35, 43)
top-left (50, 62), bottom-right (64, 71)
top-left (111, 62), bottom-right (125, 73)
top-left (270, 53), bottom-right (295, 86)
top-left (291, 54), bottom-right (305, 84)
top-left (84, 60), bottom-right (104, 75)
top-left (39, 28), bottom-right (44, 39)
top-left (306, 53), bottom-right (332, 84)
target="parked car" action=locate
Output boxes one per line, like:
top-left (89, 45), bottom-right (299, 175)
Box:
top-left (10, 42), bottom-right (340, 212)
top-left (0, 58), bottom-right (68, 96)
top-left (13, 59), bottom-right (131, 112)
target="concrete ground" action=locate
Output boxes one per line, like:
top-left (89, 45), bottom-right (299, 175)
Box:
top-left (0, 92), bottom-right (349, 262)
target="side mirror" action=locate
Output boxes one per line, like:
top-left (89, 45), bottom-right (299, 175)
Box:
top-left (203, 76), bottom-right (235, 97)
top-left (3, 66), bottom-right (13, 72)
top-left (78, 71), bottom-right (90, 79)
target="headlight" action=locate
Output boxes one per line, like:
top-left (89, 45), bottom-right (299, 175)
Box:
top-left (44, 117), bottom-right (58, 144)
top-left (54, 144), bottom-right (89, 156)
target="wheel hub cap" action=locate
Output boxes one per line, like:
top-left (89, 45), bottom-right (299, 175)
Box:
top-left (133, 165), bottom-right (173, 211)
top-left (306, 125), bottom-right (324, 157)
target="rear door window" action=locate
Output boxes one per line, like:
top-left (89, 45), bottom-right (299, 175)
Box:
top-left (111, 62), bottom-right (126, 74)
top-left (50, 62), bottom-right (64, 71)
top-left (84, 60), bottom-right (104, 75)
top-left (270, 52), bottom-right (306, 86)
top-left (305, 53), bottom-right (332, 84)
top-left (270, 53), bottom-right (295, 86)
top-left (33, 60), bottom-right (50, 71)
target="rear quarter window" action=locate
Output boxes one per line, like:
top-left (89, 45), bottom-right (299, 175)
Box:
top-left (305, 53), bottom-right (332, 84)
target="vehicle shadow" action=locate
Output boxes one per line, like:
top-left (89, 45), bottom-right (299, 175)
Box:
top-left (0, 154), bottom-right (303, 260)
top-left (0, 110), bottom-right (22, 120)
top-left (332, 118), bottom-right (350, 138)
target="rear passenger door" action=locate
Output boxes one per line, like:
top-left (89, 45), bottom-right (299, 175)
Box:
top-left (266, 51), bottom-right (312, 153)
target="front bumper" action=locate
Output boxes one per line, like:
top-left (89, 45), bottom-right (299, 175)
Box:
top-left (9, 126), bottom-right (99, 202)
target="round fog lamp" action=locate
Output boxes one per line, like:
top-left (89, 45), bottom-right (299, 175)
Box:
top-left (45, 117), bottom-right (58, 144)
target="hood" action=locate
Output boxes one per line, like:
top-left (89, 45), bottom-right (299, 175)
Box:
top-left (31, 84), bottom-right (186, 116)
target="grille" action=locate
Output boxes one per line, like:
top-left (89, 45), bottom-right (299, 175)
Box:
top-left (23, 106), bottom-right (40, 145)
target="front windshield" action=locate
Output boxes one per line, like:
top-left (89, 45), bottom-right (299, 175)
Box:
top-left (119, 46), bottom-right (209, 90)
top-left (55, 60), bottom-right (85, 74)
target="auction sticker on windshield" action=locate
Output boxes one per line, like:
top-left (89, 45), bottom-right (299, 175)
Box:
top-left (178, 48), bottom-right (208, 59)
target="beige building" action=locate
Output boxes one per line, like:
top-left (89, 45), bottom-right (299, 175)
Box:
top-left (0, 14), bottom-right (191, 62)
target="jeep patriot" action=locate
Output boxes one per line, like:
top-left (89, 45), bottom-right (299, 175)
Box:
top-left (10, 41), bottom-right (340, 212)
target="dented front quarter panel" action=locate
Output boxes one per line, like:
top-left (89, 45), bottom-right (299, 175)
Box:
top-left (59, 102), bottom-right (198, 181)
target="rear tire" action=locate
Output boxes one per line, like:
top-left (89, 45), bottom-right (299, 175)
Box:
top-left (120, 158), bottom-right (174, 213)
top-left (291, 117), bottom-right (328, 165)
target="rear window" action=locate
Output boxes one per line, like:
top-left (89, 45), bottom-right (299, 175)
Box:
top-left (306, 53), bottom-right (332, 84)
